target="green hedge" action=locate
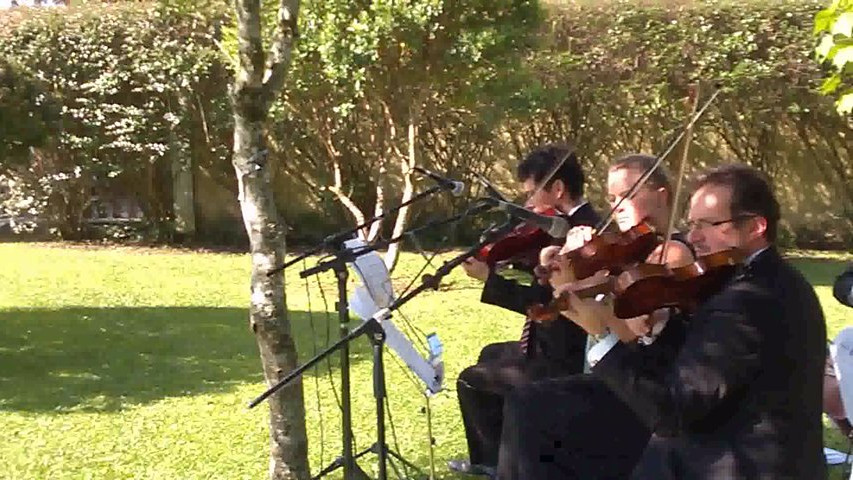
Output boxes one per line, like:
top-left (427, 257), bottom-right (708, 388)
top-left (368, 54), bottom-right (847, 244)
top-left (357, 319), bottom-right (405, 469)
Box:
top-left (0, 2), bottom-right (232, 239)
top-left (1, 0), bottom-right (850, 248)
top-left (492, 0), bottom-right (853, 248)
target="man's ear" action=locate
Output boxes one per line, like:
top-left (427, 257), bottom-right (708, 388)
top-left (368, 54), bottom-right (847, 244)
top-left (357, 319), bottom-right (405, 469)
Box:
top-left (751, 215), bottom-right (768, 240)
top-left (550, 179), bottom-right (566, 199)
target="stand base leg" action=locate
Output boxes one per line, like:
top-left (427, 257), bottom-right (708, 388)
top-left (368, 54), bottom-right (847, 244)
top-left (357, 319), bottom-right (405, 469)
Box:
top-left (386, 448), bottom-right (422, 473)
top-left (349, 444), bottom-right (425, 480)
top-left (311, 456), bottom-right (371, 480)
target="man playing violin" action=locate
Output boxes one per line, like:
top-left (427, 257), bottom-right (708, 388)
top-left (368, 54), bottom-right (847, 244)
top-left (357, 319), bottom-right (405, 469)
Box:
top-left (448, 143), bottom-right (600, 477)
top-left (561, 164), bottom-right (827, 479)
top-left (496, 153), bottom-right (696, 480)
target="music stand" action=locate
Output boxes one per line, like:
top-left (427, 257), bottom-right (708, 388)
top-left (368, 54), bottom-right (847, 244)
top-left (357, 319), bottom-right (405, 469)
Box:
top-left (249, 220), bottom-right (514, 480)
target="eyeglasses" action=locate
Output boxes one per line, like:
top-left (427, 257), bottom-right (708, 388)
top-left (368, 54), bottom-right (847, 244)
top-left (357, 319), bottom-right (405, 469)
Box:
top-left (685, 214), bottom-right (756, 231)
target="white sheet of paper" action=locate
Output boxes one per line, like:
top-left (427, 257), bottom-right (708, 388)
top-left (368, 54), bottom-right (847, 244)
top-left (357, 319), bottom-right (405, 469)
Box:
top-left (831, 327), bottom-right (853, 425)
top-left (374, 308), bottom-right (443, 394)
top-left (350, 286), bottom-right (380, 321)
top-left (343, 238), bottom-right (394, 308)
top-left (824, 447), bottom-right (851, 465)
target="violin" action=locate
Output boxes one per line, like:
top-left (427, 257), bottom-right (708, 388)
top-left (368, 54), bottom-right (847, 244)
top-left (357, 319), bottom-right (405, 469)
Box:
top-left (611, 248), bottom-right (744, 318)
top-left (560, 221), bottom-right (661, 281)
top-left (526, 221), bottom-right (665, 322)
top-left (528, 248), bottom-right (744, 324)
top-left (476, 207), bottom-right (560, 267)
top-left (529, 83), bottom-right (725, 328)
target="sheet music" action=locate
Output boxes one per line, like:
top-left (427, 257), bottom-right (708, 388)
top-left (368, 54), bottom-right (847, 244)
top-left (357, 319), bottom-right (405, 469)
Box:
top-left (343, 238), bottom-right (394, 308)
top-left (343, 239), bottom-right (444, 394)
top-left (824, 447), bottom-right (852, 465)
top-left (349, 286), bottom-right (380, 322)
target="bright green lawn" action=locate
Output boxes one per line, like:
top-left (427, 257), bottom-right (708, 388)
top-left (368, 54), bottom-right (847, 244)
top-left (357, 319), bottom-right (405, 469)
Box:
top-left (0, 243), bottom-right (850, 479)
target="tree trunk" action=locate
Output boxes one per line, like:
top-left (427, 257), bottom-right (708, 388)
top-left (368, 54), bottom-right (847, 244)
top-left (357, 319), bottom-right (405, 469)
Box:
top-left (327, 153), bottom-right (369, 239)
top-left (231, 1), bottom-right (309, 479)
top-left (170, 94), bottom-right (196, 239)
top-left (367, 161), bottom-right (385, 242)
top-left (384, 102), bottom-right (420, 272)
top-left (233, 111), bottom-right (309, 480)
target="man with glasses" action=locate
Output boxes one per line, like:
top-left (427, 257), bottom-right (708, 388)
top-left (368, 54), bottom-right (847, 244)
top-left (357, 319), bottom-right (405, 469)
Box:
top-left (448, 143), bottom-right (599, 477)
top-left (560, 164), bottom-right (826, 479)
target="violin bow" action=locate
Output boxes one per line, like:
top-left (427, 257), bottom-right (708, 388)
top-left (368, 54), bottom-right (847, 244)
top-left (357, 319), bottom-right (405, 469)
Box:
top-left (659, 83), bottom-right (702, 263)
top-left (473, 146), bottom-right (575, 218)
top-left (596, 84), bottom-right (721, 234)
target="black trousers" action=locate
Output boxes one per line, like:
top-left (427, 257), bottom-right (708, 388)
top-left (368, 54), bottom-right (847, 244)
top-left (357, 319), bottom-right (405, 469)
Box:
top-left (496, 374), bottom-right (650, 480)
top-left (457, 341), bottom-right (573, 467)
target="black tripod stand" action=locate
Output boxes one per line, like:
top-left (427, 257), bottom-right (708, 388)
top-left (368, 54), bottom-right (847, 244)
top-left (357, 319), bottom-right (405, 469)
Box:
top-left (250, 308), bottom-right (408, 480)
top-left (250, 219), bottom-right (514, 480)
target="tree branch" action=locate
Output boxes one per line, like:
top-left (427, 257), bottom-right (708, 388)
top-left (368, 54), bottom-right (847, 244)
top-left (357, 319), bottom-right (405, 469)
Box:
top-left (233, 0), bottom-right (266, 101)
top-left (262, 0), bottom-right (301, 111)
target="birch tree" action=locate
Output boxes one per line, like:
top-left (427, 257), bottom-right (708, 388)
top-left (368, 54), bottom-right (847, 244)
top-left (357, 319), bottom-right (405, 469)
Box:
top-left (230, 0), bottom-right (309, 479)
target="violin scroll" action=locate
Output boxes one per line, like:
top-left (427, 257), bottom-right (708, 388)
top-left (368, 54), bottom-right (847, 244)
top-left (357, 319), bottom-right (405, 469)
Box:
top-left (476, 208), bottom-right (560, 268)
top-left (526, 272), bottom-right (615, 324)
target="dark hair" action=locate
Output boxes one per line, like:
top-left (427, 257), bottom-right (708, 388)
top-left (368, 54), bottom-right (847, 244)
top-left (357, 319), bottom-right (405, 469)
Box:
top-left (694, 164), bottom-right (780, 242)
top-left (517, 143), bottom-right (584, 200)
top-left (609, 154), bottom-right (673, 203)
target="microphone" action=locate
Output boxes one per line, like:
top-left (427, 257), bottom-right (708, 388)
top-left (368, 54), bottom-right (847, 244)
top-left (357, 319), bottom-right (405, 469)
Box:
top-left (413, 166), bottom-right (465, 196)
top-left (492, 199), bottom-right (570, 238)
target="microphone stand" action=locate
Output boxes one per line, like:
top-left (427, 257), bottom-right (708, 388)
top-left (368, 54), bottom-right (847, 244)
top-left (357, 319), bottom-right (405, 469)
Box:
top-left (299, 201), bottom-right (496, 279)
top-left (269, 183), bottom-right (453, 277)
top-left (249, 204), bottom-right (503, 480)
top-left (387, 220), bottom-right (516, 309)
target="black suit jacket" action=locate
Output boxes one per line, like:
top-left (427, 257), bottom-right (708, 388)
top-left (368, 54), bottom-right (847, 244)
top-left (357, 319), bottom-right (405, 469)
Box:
top-left (593, 247), bottom-right (826, 480)
top-left (480, 202), bottom-right (602, 371)
top-left (833, 264), bottom-right (853, 308)
top-left (565, 202), bottom-right (601, 231)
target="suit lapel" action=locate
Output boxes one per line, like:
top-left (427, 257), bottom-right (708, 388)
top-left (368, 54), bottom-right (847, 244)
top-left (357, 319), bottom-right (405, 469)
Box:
top-left (740, 246), bottom-right (779, 280)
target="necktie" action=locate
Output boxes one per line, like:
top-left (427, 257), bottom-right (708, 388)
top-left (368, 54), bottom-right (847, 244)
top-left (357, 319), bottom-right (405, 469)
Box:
top-left (519, 317), bottom-right (533, 357)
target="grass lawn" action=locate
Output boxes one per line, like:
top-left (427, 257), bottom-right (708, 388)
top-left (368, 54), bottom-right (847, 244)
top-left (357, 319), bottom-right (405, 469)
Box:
top-left (0, 243), bottom-right (850, 479)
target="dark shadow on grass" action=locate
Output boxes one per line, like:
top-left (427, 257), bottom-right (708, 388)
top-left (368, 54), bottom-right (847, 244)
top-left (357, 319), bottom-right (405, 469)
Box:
top-left (0, 307), bottom-right (372, 413)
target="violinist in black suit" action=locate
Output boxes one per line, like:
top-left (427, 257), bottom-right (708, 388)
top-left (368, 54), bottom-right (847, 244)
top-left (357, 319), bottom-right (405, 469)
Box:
top-left (448, 143), bottom-right (599, 477)
top-left (561, 164), bottom-right (826, 479)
